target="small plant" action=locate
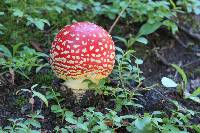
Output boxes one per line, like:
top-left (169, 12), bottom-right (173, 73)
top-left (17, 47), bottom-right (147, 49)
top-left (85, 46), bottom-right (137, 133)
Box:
top-left (54, 107), bottom-right (135, 132)
top-left (114, 21), bottom-right (167, 48)
top-left (177, 0), bottom-right (200, 15)
top-left (113, 87), bottom-right (143, 112)
top-left (45, 87), bottom-right (68, 122)
top-left (161, 64), bottom-right (200, 103)
top-left (53, 105), bottom-right (198, 132)
top-left (112, 47), bottom-right (144, 88)
top-left (81, 47), bottom-right (145, 111)
top-left (92, 80), bottom-right (143, 112)
top-left (115, 18), bottom-right (179, 49)
top-left (126, 109), bottom-right (195, 133)
top-left (0, 44), bottom-right (49, 79)
top-left (0, 110), bottom-right (43, 133)
top-left (17, 84), bottom-right (48, 112)
top-left (1, 106), bottom-right (197, 133)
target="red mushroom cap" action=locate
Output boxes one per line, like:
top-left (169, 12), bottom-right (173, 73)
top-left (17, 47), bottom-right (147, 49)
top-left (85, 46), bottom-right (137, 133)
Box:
top-left (50, 22), bottom-right (115, 81)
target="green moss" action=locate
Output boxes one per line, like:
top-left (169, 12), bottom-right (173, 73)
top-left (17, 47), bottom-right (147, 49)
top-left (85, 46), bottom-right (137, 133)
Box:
top-left (15, 96), bottom-right (27, 107)
top-left (33, 71), bottom-right (54, 86)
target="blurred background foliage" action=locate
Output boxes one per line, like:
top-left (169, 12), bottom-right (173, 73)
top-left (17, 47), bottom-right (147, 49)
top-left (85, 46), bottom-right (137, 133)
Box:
top-left (0, 0), bottom-right (200, 49)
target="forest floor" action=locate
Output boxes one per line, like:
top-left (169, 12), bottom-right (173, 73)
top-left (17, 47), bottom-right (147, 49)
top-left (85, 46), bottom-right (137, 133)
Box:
top-left (0, 14), bottom-right (200, 132)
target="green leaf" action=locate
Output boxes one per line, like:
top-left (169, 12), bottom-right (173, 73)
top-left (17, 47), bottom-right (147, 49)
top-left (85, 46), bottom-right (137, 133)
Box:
top-left (12, 9), bottom-right (24, 17)
top-left (31, 84), bottom-right (38, 90)
top-left (136, 37), bottom-right (148, 45)
top-left (115, 47), bottom-right (124, 54)
top-left (113, 36), bottom-right (127, 46)
top-left (163, 20), bottom-right (178, 34)
top-left (152, 118), bottom-right (162, 126)
top-left (194, 8), bottom-right (200, 15)
top-left (191, 125), bottom-right (200, 132)
top-left (120, 115), bottom-right (137, 120)
top-left (0, 24), bottom-right (3, 27)
top-left (31, 19), bottom-right (50, 30)
top-left (138, 22), bottom-right (162, 36)
top-left (36, 52), bottom-right (49, 57)
top-left (77, 123), bottom-right (88, 131)
top-left (0, 45), bottom-right (12, 58)
top-left (12, 43), bottom-right (23, 56)
top-left (161, 77), bottom-right (178, 88)
top-left (41, 19), bottom-right (50, 26)
top-left (135, 59), bottom-right (143, 65)
top-left (26, 17), bottom-right (50, 30)
top-left (162, 124), bottom-right (188, 133)
top-left (24, 119), bottom-right (41, 128)
top-left (65, 2), bottom-right (84, 11)
top-left (35, 20), bottom-right (45, 30)
top-left (28, 130), bottom-right (41, 133)
top-left (135, 117), bottom-right (151, 130)
top-left (65, 111), bottom-right (77, 124)
top-left (61, 128), bottom-right (69, 133)
top-left (36, 63), bottom-right (49, 73)
top-left (51, 105), bottom-right (63, 113)
top-left (188, 96), bottom-right (200, 104)
top-left (32, 90), bottom-right (48, 107)
top-left (185, 89), bottom-right (200, 104)
top-left (190, 87), bottom-right (200, 97)
top-left (54, 6), bottom-right (63, 13)
top-left (171, 64), bottom-right (187, 89)
top-left (0, 12), bottom-right (4, 16)
top-left (169, 0), bottom-right (176, 9)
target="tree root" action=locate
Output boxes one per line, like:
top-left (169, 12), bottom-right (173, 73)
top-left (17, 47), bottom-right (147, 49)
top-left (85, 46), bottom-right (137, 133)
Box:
top-left (178, 25), bottom-right (200, 41)
top-left (174, 35), bottom-right (200, 52)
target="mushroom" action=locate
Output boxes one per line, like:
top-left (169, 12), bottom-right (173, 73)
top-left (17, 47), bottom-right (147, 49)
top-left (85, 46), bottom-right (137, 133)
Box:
top-left (49, 22), bottom-right (115, 100)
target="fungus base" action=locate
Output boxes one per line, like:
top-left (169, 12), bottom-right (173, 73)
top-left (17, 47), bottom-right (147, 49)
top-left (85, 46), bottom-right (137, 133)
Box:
top-left (63, 78), bottom-right (98, 101)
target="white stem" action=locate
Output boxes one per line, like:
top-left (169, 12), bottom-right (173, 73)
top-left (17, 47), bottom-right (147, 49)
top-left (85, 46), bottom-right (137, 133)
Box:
top-left (63, 78), bottom-right (88, 101)
top-left (63, 78), bottom-right (99, 101)
top-left (63, 78), bottom-right (89, 90)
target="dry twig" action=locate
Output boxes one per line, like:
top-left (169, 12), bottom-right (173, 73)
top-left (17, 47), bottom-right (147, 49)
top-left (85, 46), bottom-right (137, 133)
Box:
top-left (108, 1), bottom-right (130, 34)
top-left (30, 40), bottom-right (43, 52)
top-left (152, 48), bottom-right (170, 66)
top-left (179, 25), bottom-right (200, 41)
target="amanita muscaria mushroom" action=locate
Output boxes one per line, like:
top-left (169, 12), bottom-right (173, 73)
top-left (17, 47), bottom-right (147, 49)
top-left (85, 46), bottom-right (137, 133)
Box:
top-left (49, 22), bottom-right (115, 99)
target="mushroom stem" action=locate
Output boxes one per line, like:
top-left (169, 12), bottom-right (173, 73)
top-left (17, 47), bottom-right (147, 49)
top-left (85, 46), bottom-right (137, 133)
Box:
top-left (63, 78), bottom-right (99, 101)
